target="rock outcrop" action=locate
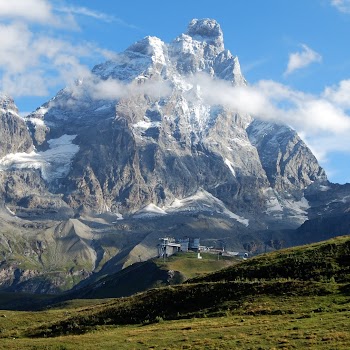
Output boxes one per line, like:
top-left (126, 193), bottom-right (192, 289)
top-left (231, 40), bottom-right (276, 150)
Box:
top-left (0, 95), bottom-right (33, 158)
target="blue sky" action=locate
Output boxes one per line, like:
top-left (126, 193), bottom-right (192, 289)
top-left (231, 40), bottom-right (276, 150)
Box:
top-left (0, 0), bottom-right (350, 183)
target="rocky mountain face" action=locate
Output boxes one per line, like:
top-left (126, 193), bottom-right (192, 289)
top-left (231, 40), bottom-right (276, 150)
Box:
top-left (22, 19), bottom-right (325, 219)
top-left (0, 19), bottom-right (348, 294)
top-left (247, 120), bottom-right (327, 194)
top-left (0, 95), bottom-right (33, 158)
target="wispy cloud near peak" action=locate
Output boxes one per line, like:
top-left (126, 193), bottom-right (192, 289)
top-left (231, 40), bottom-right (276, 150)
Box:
top-left (55, 5), bottom-right (138, 28)
top-left (284, 44), bottom-right (322, 76)
top-left (331, 0), bottom-right (350, 13)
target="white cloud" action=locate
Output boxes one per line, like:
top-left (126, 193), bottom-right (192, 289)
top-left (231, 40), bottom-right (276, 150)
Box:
top-left (0, 21), bottom-right (103, 97)
top-left (0, 1), bottom-right (118, 98)
top-left (2, 70), bottom-right (50, 97)
top-left (55, 5), bottom-right (138, 28)
top-left (284, 44), bottom-right (322, 76)
top-left (0, 1), bottom-right (139, 98)
top-left (331, 0), bottom-right (350, 13)
top-left (0, 0), bottom-right (54, 24)
top-left (66, 75), bottom-right (172, 104)
top-left (0, 0), bottom-right (78, 28)
top-left (0, 23), bottom-right (34, 73)
top-left (323, 79), bottom-right (350, 109)
top-left (56, 6), bottom-right (115, 23)
top-left (305, 133), bottom-right (350, 159)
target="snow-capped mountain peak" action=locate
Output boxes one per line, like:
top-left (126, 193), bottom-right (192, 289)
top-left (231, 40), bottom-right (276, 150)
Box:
top-left (0, 94), bottom-right (19, 115)
top-left (91, 18), bottom-right (244, 91)
top-left (127, 36), bottom-right (166, 60)
top-left (92, 36), bottom-right (169, 82)
top-left (186, 18), bottom-right (224, 51)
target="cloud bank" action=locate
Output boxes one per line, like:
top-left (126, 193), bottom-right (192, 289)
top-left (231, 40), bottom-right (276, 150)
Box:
top-left (190, 73), bottom-right (350, 134)
top-left (0, 0), bottom-right (54, 24)
top-left (65, 70), bottom-right (350, 162)
top-left (323, 79), bottom-right (350, 109)
top-left (68, 75), bottom-right (172, 103)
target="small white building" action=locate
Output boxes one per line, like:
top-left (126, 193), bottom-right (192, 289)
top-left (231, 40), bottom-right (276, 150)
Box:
top-left (157, 237), bottom-right (202, 257)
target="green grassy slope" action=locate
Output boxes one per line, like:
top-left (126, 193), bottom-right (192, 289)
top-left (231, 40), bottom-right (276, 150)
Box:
top-left (1, 293), bottom-right (350, 349)
top-left (158, 252), bottom-right (238, 279)
top-left (192, 235), bottom-right (350, 283)
top-left (22, 235), bottom-right (350, 338)
top-left (29, 280), bottom-right (340, 337)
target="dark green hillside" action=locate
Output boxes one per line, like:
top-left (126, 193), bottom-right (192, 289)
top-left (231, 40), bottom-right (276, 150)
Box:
top-left (67, 260), bottom-right (173, 300)
top-left (193, 235), bottom-right (350, 283)
top-left (30, 280), bottom-right (337, 338)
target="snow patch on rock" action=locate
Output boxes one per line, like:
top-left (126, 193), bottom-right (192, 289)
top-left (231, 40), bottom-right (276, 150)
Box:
top-left (134, 203), bottom-right (168, 218)
top-left (0, 108), bottom-right (20, 117)
top-left (166, 189), bottom-right (249, 226)
top-left (264, 187), bottom-right (309, 224)
top-left (132, 119), bottom-right (161, 129)
top-left (224, 158), bottom-right (236, 177)
top-left (0, 134), bottom-right (79, 182)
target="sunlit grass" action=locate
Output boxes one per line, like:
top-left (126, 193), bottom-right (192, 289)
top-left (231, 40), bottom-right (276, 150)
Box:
top-left (0, 293), bottom-right (349, 349)
top-left (156, 251), bottom-right (239, 279)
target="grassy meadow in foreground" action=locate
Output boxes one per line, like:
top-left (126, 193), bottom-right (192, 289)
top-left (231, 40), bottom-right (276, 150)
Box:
top-left (0, 292), bottom-right (349, 349)
top-left (0, 235), bottom-right (349, 349)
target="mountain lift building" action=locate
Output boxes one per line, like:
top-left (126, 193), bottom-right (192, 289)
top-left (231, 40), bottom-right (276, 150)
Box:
top-left (157, 237), bottom-right (201, 258)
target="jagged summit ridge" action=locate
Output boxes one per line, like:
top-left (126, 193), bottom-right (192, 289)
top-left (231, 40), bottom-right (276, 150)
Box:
top-left (0, 94), bottom-right (20, 116)
top-left (127, 36), bottom-right (166, 59)
top-left (0, 93), bottom-right (14, 108)
top-left (92, 18), bottom-right (243, 85)
top-left (186, 18), bottom-right (224, 49)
